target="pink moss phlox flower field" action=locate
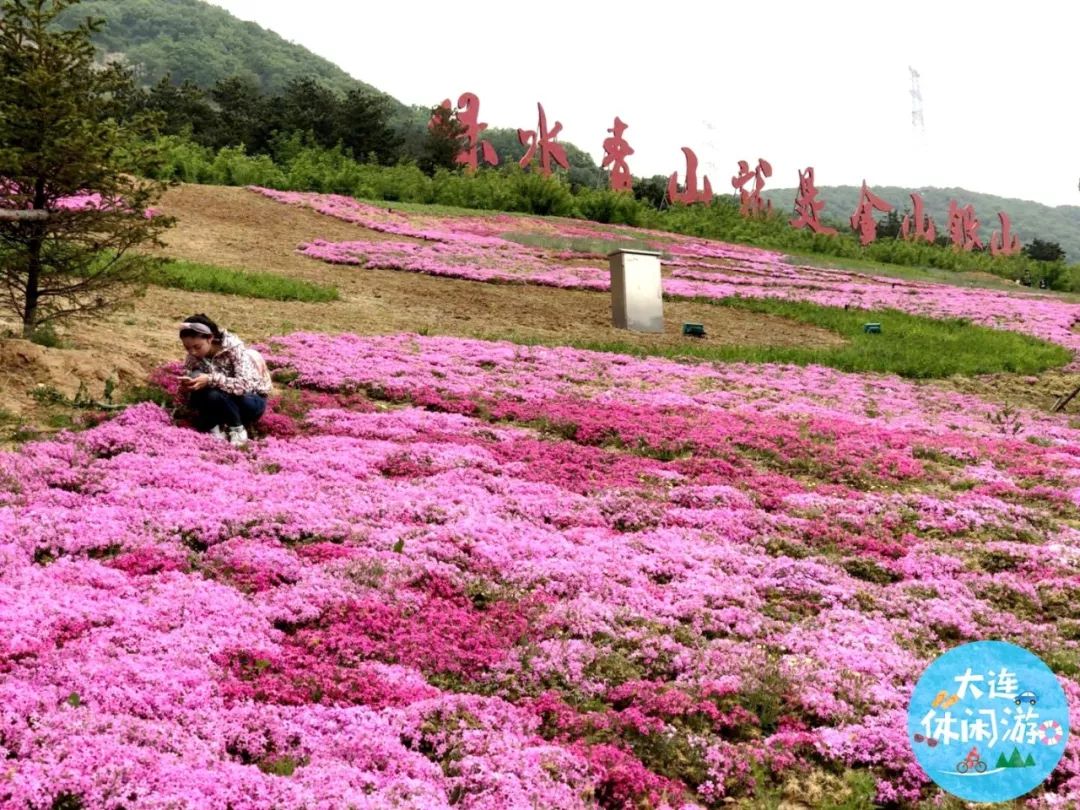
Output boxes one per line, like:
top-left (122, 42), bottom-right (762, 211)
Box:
top-left (253, 188), bottom-right (1080, 362)
top-left (0, 187), bottom-right (156, 218)
top-left (5, 333), bottom-right (1080, 808)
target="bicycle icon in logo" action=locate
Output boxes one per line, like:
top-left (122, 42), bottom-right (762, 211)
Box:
top-left (955, 747), bottom-right (987, 774)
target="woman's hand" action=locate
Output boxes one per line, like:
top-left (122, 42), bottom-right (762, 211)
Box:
top-left (179, 374), bottom-right (212, 392)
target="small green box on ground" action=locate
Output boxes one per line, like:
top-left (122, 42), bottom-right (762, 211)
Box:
top-left (682, 323), bottom-right (705, 337)
top-left (863, 322), bottom-right (882, 334)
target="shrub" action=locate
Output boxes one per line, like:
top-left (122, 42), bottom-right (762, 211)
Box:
top-left (574, 188), bottom-right (646, 226)
top-left (208, 146), bottom-right (287, 187)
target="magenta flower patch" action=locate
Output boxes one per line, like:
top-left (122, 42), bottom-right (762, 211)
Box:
top-left (4, 337), bottom-right (1080, 807)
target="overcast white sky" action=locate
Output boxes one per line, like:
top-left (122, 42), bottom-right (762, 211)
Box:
top-left (208, 0), bottom-right (1078, 207)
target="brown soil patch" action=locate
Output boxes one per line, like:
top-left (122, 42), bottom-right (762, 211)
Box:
top-left (958, 270), bottom-right (1012, 285)
top-left (153, 185), bottom-right (428, 277)
top-left (142, 184), bottom-right (844, 347)
top-left (0, 339), bottom-right (147, 417)
top-left (935, 368), bottom-right (1080, 415)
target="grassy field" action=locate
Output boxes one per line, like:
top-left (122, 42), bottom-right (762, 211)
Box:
top-left (786, 250), bottom-right (1080, 299)
top-left (147, 259), bottom-right (339, 302)
top-left (487, 297), bottom-right (1071, 379)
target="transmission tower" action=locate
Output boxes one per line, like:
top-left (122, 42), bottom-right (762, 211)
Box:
top-left (909, 66), bottom-right (925, 133)
top-left (699, 119), bottom-right (723, 182)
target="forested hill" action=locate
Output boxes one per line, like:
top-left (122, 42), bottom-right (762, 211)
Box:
top-left (765, 185), bottom-right (1080, 261)
top-left (54, 0), bottom-right (602, 177)
top-left (56, 0), bottom-right (380, 99)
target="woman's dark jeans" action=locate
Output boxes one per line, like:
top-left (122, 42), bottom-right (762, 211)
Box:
top-left (188, 388), bottom-right (267, 431)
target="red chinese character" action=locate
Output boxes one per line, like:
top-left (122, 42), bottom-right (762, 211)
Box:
top-left (666, 147), bottom-right (712, 205)
top-left (789, 167), bottom-right (836, 235)
top-left (454, 92), bottom-right (498, 171)
top-left (732, 158), bottom-right (773, 217)
top-left (947, 200), bottom-right (983, 251)
top-left (900, 193), bottom-right (937, 243)
top-left (989, 211), bottom-right (1021, 257)
top-left (601, 117), bottom-right (634, 193)
top-left (849, 180), bottom-right (893, 246)
top-left (517, 103), bottom-right (569, 176)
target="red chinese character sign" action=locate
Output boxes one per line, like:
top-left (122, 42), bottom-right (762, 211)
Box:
top-left (989, 212), bottom-right (1021, 256)
top-left (947, 200), bottom-right (983, 251)
top-left (667, 147), bottom-right (712, 205)
top-left (849, 181), bottom-right (893, 246)
top-left (454, 92), bottom-right (498, 171)
top-left (518, 103), bottom-right (569, 176)
top-left (790, 167), bottom-right (836, 235)
top-left (732, 158), bottom-right (773, 217)
top-left (428, 95), bottom-right (498, 172)
top-left (900, 193), bottom-right (936, 244)
top-left (601, 117), bottom-right (634, 193)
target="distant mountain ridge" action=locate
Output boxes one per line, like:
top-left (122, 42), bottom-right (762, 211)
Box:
top-left (58, 0), bottom-right (388, 100)
top-left (764, 185), bottom-right (1080, 261)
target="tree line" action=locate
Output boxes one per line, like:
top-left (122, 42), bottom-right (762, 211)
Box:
top-left (117, 74), bottom-right (609, 187)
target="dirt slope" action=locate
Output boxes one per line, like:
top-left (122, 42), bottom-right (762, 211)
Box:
top-left (0, 183), bottom-right (1072, 438)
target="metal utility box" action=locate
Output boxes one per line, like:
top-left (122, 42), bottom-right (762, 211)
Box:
top-left (609, 249), bottom-right (663, 333)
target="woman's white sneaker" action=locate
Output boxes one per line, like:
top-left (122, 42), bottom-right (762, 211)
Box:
top-left (209, 425), bottom-right (227, 441)
top-left (226, 425), bottom-right (249, 447)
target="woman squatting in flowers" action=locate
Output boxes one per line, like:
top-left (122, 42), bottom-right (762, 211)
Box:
top-left (178, 313), bottom-right (272, 446)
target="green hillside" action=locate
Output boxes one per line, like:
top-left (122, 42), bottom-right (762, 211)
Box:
top-left (53, 0), bottom-right (601, 165)
top-left (56, 0), bottom-right (378, 98)
top-left (765, 185), bottom-right (1080, 261)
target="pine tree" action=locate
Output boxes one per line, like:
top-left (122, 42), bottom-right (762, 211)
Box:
top-left (0, 0), bottom-right (173, 337)
top-left (419, 102), bottom-right (467, 176)
top-left (335, 88), bottom-right (402, 165)
top-left (995, 752), bottom-right (1009, 769)
top-left (1007, 748), bottom-right (1024, 768)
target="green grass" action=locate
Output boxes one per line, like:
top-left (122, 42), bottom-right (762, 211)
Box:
top-left (786, 251), bottom-right (1080, 299)
top-left (499, 230), bottom-right (657, 256)
top-left (373, 198), bottom-right (523, 218)
top-left (498, 298), bottom-right (1071, 379)
top-left (147, 260), bottom-right (338, 302)
top-left (28, 323), bottom-right (67, 348)
top-left (787, 251), bottom-right (1007, 286)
